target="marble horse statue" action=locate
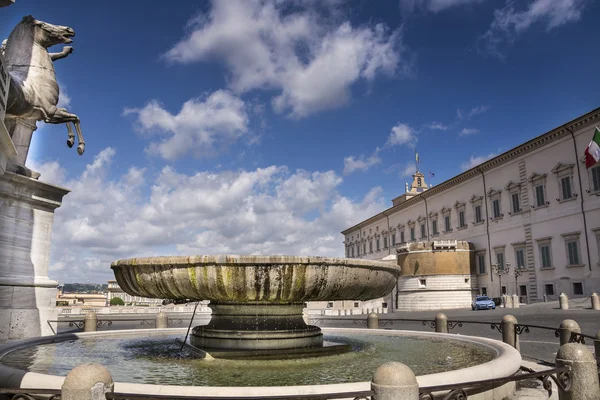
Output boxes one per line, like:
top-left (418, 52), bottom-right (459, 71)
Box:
top-left (2, 15), bottom-right (84, 174)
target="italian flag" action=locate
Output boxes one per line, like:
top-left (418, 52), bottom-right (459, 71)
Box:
top-left (585, 127), bottom-right (600, 168)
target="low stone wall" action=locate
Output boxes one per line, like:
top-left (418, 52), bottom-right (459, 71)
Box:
top-left (396, 274), bottom-right (476, 311)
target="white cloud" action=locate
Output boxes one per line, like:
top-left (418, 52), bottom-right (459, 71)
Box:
top-left (57, 81), bottom-right (71, 108)
top-left (26, 159), bottom-right (67, 186)
top-left (343, 150), bottom-right (381, 175)
top-left (459, 128), bottom-right (479, 136)
top-left (164, 0), bottom-right (405, 118)
top-left (386, 123), bottom-right (417, 148)
top-left (38, 148), bottom-right (386, 283)
top-left (427, 122), bottom-right (448, 130)
top-left (468, 105), bottom-right (489, 117)
top-left (460, 152), bottom-right (497, 170)
top-left (401, 163), bottom-right (416, 177)
top-left (480, 0), bottom-right (587, 58)
top-left (400, 0), bottom-right (487, 13)
top-left (124, 90), bottom-right (249, 161)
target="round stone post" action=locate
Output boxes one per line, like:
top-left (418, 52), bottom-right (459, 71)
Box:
top-left (155, 311), bottom-right (168, 329)
top-left (61, 363), bottom-right (114, 400)
top-left (559, 293), bottom-right (569, 310)
top-left (501, 314), bottom-right (519, 351)
top-left (367, 312), bottom-right (380, 329)
top-left (559, 319), bottom-right (581, 346)
top-left (591, 293), bottom-right (600, 310)
top-left (512, 294), bottom-right (520, 308)
top-left (371, 361), bottom-right (419, 400)
top-left (555, 343), bottom-right (600, 400)
top-left (83, 312), bottom-right (97, 332)
top-left (435, 313), bottom-right (448, 333)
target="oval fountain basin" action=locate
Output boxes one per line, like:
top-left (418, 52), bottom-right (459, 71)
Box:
top-left (0, 328), bottom-right (521, 399)
top-left (110, 255), bottom-right (400, 302)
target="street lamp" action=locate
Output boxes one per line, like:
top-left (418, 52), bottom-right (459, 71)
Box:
top-left (492, 262), bottom-right (509, 297)
top-left (514, 263), bottom-right (526, 299)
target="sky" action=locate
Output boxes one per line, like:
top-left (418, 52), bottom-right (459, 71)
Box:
top-left (1, 0), bottom-right (599, 283)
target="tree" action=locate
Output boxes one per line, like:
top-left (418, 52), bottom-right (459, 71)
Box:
top-left (110, 297), bottom-right (124, 306)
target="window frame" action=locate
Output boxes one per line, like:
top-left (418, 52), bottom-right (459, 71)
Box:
top-left (504, 181), bottom-right (523, 215)
top-left (536, 237), bottom-right (553, 269)
top-left (487, 189), bottom-right (503, 220)
top-left (561, 232), bottom-right (583, 267)
top-left (454, 201), bottom-right (467, 229)
top-left (529, 173), bottom-right (549, 209)
top-left (588, 164), bottom-right (600, 195)
top-left (476, 251), bottom-right (486, 275)
top-left (441, 207), bottom-right (452, 233)
top-left (512, 242), bottom-right (527, 270)
top-left (470, 195), bottom-right (484, 225)
top-left (552, 163), bottom-right (577, 203)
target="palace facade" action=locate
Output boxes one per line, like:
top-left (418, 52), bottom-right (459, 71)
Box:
top-left (342, 107), bottom-right (600, 309)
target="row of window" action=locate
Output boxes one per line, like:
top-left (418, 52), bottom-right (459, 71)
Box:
top-left (479, 282), bottom-right (584, 298)
top-left (345, 164), bottom-right (600, 254)
top-left (474, 232), bottom-right (584, 276)
top-left (349, 163), bottom-right (600, 248)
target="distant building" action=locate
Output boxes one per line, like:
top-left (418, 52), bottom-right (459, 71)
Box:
top-left (106, 280), bottom-right (164, 306)
top-left (56, 288), bottom-right (107, 307)
top-left (343, 108), bottom-right (600, 309)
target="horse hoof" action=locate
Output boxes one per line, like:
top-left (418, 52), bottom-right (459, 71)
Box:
top-left (77, 144), bottom-right (85, 155)
top-left (67, 138), bottom-right (74, 148)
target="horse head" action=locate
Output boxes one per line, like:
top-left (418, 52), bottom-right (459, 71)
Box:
top-left (21, 15), bottom-right (75, 48)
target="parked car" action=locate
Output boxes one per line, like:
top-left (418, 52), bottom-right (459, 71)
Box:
top-left (472, 296), bottom-right (496, 310)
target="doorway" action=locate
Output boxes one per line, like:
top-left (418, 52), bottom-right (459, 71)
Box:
top-left (519, 285), bottom-right (528, 304)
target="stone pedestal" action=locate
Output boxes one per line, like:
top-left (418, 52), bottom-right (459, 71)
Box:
top-left (0, 52), bottom-right (17, 176)
top-left (0, 171), bottom-right (69, 341)
top-left (191, 302), bottom-right (323, 351)
top-left (0, 118), bottom-right (16, 175)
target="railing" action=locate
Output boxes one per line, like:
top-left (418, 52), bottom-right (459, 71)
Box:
top-left (0, 388), bottom-right (61, 399)
top-left (308, 316), bottom-right (597, 343)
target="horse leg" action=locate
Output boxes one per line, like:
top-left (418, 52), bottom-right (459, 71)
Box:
top-left (45, 108), bottom-right (85, 155)
top-left (66, 122), bottom-right (75, 148)
top-left (73, 120), bottom-right (85, 155)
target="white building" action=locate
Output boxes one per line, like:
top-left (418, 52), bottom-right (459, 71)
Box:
top-left (342, 107), bottom-right (600, 305)
top-left (106, 280), bottom-right (164, 306)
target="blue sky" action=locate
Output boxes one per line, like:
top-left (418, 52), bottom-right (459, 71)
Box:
top-left (1, 0), bottom-right (598, 283)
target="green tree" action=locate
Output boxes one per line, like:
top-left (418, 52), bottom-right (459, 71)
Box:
top-left (110, 297), bottom-right (124, 306)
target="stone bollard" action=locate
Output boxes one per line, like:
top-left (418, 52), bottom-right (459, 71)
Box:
top-left (367, 312), bottom-right (380, 329)
top-left (435, 313), bottom-right (448, 333)
top-left (512, 294), bottom-right (520, 309)
top-left (591, 293), bottom-right (600, 310)
top-left (83, 312), bottom-right (97, 332)
top-left (559, 319), bottom-right (581, 346)
top-left (501, 314), bottom-right (519, 351)
top-left (559, 293), bottom-right (569, 310)
top-left (555, 343), bottom-right (600, 400)
top-left (156, 311), bottom-right (168, 329)
top-left (62, 363), bottom-right (114, 400)
top-left (371, 361), bottom-right (419, 400)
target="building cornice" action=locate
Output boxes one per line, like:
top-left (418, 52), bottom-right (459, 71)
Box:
top-left (341, 107), bottom-right (600, 236)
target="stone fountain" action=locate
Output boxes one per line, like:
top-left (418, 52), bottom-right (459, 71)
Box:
top-left (111, 255), bottom-right (400, 357)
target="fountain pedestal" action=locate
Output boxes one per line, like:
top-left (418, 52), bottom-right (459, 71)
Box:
top-left (191, 303), bottom-right (323, 351)
top-left (0, 172), bottom-right (69, 341)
